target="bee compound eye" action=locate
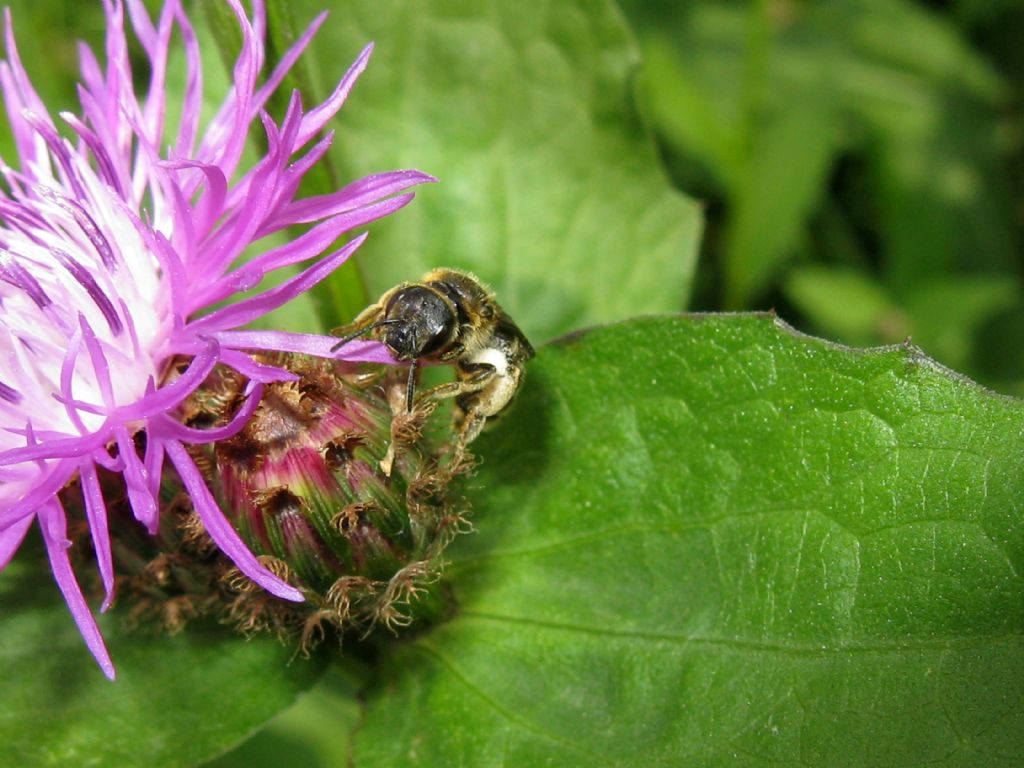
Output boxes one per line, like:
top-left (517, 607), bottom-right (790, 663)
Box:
top-left (385, 286), bottom-right (455, 357)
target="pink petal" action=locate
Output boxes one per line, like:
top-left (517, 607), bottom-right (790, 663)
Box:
top-left (268, 170), bottom-right (436, 230)
top-left (114, 426), bottom-right (158, 534)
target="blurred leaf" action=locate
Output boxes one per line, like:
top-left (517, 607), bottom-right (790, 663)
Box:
top-left (624, 0), bottom-right (1020, 311)
top-left (354, 315), bottom-right (1024, 766)
top-left (837, 0), bottom-right (1003, 99)
top-left (903, 276), bottom-right (1020, 371)
top-left (784, 265), bottom-right (905, 344)
top-left (0, 543), bottom-right (326, 768)
top-left (972, 306), bottom-right (1024, 398)
top-left (639, 37), bottom-right (740, 189)
top-left (726, 98), bottom-right (843, 307)
top-left (206, 664), bottom-right (362, 768)
top-left (788, 268), bottom-right (1022, 376)
top-left (292, 0), bottom-right (701, 341)
top-left (634, 3), bottom-right (847, 307)
top-left (833, 0), bottom-right (1018, 288)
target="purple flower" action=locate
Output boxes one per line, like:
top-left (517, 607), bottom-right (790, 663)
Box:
top-left (0, 0), bottom-right (432, 678)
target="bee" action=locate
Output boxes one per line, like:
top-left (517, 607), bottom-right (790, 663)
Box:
top-left (331, 268), bottom-right (534, 447)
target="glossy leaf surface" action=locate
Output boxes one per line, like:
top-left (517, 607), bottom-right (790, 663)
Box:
top-left (354, 315), bottom-right (1024, 766)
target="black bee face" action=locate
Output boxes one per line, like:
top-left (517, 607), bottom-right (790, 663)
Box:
top-left (383, 285), bottom-right (457, 360)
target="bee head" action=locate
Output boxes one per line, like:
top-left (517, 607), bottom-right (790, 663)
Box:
top-left (383, 285), bottom-right (457, 360)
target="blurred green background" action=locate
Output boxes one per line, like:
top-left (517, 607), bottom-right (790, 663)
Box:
top-left (5, 0), bottom-right (1023, 393)
top-left (624, 0), bottom-right (1024, 395)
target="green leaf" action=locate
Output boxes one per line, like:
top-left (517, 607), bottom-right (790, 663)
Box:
top-left (354, 315), bottom-right (1024, 766)
top-left (836, 0), bottom-right (1019, 290)
top-left (725, 100), bottom-right (842, 308)
top-left (0, 541), bottom-right (326, 768)
top-left (632, 3), bottom-right (848, 307)
top-left (205, 664), bottom-right (362, 768)
top-left (291, 0), bottom-right (701, 340)
top-left (623, 0), bottom-right (1019, 310)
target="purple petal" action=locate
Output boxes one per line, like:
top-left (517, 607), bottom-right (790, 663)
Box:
top-left (1, 9), bottom-right (53, 170)
top-left (0, 250), bottom-right (51, 310)
top-left (200, 197), bottom-right (409, 308)
top-left (161, 159), bottom-right (227, 243)
top-left (79, 314), bottom-right (115, 409)
top-left (114, 426), bottom-right (158, 534)
top-left (198, 93), bottom-right (305, 279)
top-left (0, 514), bottom-right (32, 570)
top-left (164, 440), bottom-right (303, 602)
top-left (58, 328), bottom-right (93, 436)
top-left (255, 191), bottom-right (417, 246)
top-left (216, 330), bottom-right (397, 363)
top-left (250, 11), bottom-right (327, 117)
top-left (243, 130), bottom-right (333, 214)
top-left (60, 110), bottom-right (128, 197)
top-left (269, 170), bottom-right (436, 230)
top-left (154, 382), bottom-right (262, 443)
top-left (0, 380), bottom-right (21, 404)
top-left (135, 0), bottom-right (176, 149)
top-left (189, 232), bottom-right (367, 333)
top-left (195, 0), bottom-right (258, 176)
top-left (118, 297), bottom-right (143, 360)
top-left (52, 248), bottom-right (122, 335)
top-left (296, 43), bottom-right (372, 147)
top-left (0, 429), bottom-right (107, 466)
top-left (38, 500), bottom-right (115, 679)
top-left (124, 0), bottom-right (157, 52)
top-left (143, 435), bottom-right (165, 500)
top-left (217, 348), bottom-right (299, 383)
top-left (78, 461), bottom-right (115, 610)
top-left (125, 340), bottom-right (217, 420)
top-left (169, 0), bottom-right (202, 159)
top-left (32, 184), bottom-right (118, 270)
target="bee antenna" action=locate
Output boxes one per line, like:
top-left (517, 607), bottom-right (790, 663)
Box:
top-left (330, 319), bottom-right (400, 352)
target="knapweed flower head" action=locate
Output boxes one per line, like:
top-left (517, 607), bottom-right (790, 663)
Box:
top-left (114, 354), bottom-right (473, 650)
top-left (0, 0), bottom-right (433, 678)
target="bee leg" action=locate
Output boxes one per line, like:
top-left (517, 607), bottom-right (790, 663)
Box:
top-left (414, 365), bottom-right (494, 405)
top-left (438, 343), bottom-right (464, 362)
top-left (417, 365), bottom-right (496, 449)
top-left (454, 406), bottom-right (488, 448)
